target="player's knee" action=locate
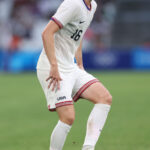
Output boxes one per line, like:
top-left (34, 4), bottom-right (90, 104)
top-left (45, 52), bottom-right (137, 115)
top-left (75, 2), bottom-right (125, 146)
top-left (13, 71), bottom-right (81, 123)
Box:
top-left (105, 93), bottom-right (112, 105)
top-left (61, 115), bottom-right (75, 125)
top-left (95, 92), bottom-right (112, 105)
top-left (103, 93), bottom-right (112, 105)
top-left (65, 115), bottom-right (75, 125)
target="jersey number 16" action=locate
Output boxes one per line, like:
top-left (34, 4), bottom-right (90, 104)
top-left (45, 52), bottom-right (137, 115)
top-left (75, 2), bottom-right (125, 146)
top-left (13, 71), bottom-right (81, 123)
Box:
top-left (71, 29), bottom-right (83, 41)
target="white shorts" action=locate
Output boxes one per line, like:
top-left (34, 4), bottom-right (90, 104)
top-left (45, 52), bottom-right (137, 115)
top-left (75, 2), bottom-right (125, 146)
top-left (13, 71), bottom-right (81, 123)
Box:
top-left (37, 67), bottom-right (99, 111)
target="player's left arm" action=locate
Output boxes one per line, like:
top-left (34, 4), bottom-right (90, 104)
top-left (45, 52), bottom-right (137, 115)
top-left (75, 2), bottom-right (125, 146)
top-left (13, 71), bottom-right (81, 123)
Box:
top-left (75, 40), bottom-right (84, 70)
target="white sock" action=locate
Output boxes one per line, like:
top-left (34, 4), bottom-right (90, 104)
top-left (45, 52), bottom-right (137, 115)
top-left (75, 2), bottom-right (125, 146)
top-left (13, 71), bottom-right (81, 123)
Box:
top-left (82, 104), bottom-right (111, 149)
top-left (82, 145), bottom-right (94, 150)
top-left (50, 120), bottom-right (71, 150)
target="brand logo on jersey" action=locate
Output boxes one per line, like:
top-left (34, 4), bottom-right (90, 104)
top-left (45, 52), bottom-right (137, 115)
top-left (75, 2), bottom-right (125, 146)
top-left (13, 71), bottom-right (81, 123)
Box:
top-left (79, 21), bottom-right (85, 24)
top-left (57, 96), bottom-right (66, 101)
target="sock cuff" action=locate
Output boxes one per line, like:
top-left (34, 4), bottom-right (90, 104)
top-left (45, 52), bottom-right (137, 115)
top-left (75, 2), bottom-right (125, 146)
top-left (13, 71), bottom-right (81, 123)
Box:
top-left (82, 145), bottom-right (95, 150)
top-left (58, 120), bottom-right (72, 132)
top-left (95, 103), bottom-right (111, 112)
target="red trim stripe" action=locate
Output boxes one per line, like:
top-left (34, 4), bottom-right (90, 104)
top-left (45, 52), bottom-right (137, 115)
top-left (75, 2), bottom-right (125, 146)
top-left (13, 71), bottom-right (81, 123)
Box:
top-left (73, 79), bottom-right (99, 102)
top-left (48, 101), bottom-right (73, 112)
top-left (48, 105), bottom-right (56, 112)
top-left (56, 101), bottom-right (73, 108)
top-left (51, 17), bottom-right (63, 29)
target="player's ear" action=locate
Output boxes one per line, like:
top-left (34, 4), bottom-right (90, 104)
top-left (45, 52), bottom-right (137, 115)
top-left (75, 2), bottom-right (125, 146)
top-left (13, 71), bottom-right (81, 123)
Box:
top-left (42, 20), bottom-right (60, 36)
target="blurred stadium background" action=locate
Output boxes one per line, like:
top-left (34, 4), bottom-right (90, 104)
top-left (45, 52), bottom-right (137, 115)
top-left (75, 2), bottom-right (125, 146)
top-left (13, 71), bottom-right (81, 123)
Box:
top-left (0, 0), bottom-right (150, 150)
top-left (1, 0), bottom-right (150, 71)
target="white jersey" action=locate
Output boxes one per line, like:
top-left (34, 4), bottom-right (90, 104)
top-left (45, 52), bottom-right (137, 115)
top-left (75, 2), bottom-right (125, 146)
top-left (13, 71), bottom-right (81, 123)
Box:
top-left (37, 0), bottom-right (97, 72)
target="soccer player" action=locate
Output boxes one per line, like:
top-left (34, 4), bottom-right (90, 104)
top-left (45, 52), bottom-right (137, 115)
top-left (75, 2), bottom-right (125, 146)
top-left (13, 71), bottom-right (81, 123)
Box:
top-left (37, 0), bottom-right (112, 150)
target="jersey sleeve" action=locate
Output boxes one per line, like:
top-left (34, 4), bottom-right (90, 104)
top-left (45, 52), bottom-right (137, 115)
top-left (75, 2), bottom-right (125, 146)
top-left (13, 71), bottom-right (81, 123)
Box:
top-left (51, 0), bottom-right (80, 29)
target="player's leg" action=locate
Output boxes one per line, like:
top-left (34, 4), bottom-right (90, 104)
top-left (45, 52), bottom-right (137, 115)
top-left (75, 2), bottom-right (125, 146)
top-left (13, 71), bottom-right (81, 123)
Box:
top-left (50, 105), bottom-right (75, 150)
top-left (56, 104), bottom-right (75, 125)
top-left (81, 82), bottom-right (112, 150)
top-left (37, 70), bottom-right (75, 150)
top-left (81, 82), bottom-right (112, 104)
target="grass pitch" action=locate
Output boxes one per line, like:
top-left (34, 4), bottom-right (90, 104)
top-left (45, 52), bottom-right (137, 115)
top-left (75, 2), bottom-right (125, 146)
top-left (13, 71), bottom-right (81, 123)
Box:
top-left (0, 71), bottom-right (150, 150)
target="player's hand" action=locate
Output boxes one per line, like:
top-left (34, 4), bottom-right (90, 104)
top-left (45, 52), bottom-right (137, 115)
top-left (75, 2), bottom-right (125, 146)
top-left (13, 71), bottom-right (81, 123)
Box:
top-left (46, 66), bottom-right (62, 91)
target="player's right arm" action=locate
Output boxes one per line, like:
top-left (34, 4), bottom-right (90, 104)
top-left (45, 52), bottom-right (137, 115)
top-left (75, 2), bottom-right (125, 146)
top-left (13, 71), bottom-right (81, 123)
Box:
top-left (42, 21), bottom-right (62, 91)
top-left (42, 0), bottom-right (80, 90)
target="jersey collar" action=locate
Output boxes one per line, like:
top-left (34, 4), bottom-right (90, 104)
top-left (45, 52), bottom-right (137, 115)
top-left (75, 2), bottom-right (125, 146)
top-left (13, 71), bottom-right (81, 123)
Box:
top-left (82, 0), bottom-right (92, 11)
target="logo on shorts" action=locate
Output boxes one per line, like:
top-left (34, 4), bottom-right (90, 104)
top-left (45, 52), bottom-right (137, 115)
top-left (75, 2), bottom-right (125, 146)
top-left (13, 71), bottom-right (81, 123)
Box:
top-left (57, 96), bottom-right (66, 101)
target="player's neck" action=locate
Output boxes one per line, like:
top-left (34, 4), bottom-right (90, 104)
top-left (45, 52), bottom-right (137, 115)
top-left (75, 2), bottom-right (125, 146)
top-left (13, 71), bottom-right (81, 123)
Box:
top-left (84, 0), bottom-right (92, 7)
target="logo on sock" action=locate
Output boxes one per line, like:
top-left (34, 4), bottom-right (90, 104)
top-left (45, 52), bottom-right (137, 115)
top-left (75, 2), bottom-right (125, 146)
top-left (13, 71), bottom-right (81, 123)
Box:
top-left (57, 96), bottom-right (66, 101)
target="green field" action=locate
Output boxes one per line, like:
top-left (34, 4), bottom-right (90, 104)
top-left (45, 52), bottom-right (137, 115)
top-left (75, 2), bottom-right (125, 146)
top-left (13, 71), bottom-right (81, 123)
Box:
top-left (0, 71), bottom-right (150, 150)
